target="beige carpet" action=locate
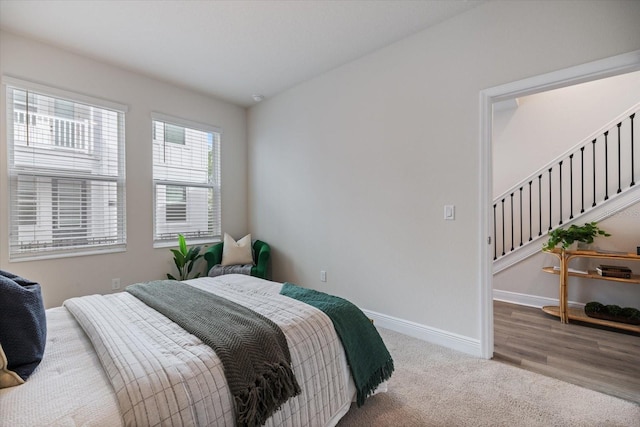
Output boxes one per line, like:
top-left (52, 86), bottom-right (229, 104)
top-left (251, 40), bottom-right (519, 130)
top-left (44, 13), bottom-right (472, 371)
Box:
top-left (337, 328), bottom-right (640, 426)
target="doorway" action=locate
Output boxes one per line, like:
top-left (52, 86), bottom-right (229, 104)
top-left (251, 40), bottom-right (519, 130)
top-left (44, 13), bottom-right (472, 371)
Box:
top-left (479, 50), bottom-right (640, 360)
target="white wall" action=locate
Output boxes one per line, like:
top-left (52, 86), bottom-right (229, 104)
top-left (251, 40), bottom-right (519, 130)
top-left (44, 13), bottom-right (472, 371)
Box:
top-left (493, 70), bottom-right (640, 197)
top-left (0, 31), bottom-right (248, 308)
top-left (248, 0), bottom-right (640, 342)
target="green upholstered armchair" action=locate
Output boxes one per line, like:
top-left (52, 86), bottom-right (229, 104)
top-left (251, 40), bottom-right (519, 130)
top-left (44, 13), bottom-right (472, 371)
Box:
top-left (203, 239), bottom-right (271, 280)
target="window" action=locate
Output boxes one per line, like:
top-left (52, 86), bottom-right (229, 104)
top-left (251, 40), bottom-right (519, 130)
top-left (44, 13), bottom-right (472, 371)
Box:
top-left (152, 114), bottom-right (221, 247)
top-left (5, 78), bottom-right (127, 259)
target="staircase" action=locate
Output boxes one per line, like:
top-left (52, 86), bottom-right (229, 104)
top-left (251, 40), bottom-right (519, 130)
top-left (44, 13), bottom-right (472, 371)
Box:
top-left (493, 103), bottom-right (640, 273)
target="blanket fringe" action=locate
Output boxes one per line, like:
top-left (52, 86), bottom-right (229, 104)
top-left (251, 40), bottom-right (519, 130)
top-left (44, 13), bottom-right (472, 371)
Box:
top-left (235, 362), bottom-right (301, 427)
top-left (356, 358), bottom-right (395, 407)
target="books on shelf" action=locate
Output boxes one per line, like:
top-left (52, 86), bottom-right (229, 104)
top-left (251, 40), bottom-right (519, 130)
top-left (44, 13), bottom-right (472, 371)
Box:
top-left (597, 270), bottom-right (631, 279)
top-left (598, 264), bottom-right (632, 271)
top-left (596, 264), bottom-right (632, 279)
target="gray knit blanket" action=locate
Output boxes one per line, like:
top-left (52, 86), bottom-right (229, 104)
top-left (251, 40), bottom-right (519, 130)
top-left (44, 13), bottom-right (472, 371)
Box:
top-left (208, 263), bottom-right (253, 277)
top-left (127, 280), bottom-right (301, 427)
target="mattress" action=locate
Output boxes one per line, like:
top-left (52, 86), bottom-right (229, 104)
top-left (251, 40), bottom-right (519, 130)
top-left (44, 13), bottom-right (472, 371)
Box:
top-left (0, 275), bottom-right (357, 426)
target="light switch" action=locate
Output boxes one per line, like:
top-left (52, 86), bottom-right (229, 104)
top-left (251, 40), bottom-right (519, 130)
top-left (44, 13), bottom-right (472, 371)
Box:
top-left (444, 205), bottom-right (455, 220)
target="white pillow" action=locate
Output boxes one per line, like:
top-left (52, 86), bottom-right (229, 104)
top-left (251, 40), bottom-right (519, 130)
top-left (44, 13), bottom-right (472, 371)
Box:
top-left (221, 233), bottom-right (254, 266)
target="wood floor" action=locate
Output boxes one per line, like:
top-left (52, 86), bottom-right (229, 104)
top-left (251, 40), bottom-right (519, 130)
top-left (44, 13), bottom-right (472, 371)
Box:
top-left (493, 300), bottom-right (640, 404)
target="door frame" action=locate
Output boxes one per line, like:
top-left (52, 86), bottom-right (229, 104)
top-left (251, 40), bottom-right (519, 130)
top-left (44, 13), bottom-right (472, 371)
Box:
top-left (478, 50), bottom-right (640, 359)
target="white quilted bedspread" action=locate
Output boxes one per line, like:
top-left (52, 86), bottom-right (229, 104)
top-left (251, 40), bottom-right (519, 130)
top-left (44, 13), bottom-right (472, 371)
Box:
top-left (67, 275), bottom-right (354, 427)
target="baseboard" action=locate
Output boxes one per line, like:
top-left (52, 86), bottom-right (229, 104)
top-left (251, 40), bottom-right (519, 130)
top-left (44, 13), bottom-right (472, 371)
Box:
top-left (360, 291), bottom-right (588, 360)
top-left (361, 308), bottom-right (482, 358)
top-left (492, 289), bottom-right (585, 309)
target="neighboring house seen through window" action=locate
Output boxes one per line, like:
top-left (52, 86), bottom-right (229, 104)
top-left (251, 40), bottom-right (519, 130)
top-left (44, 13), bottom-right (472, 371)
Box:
top-left (165, 185), bottom-right (187, 222)
top-left (152, 114), bottom-right (221, 247)
top-left (164, 123), bottom-right (185, 145)
top-left (17, 177), bottom-right (37, 226)
top-left (52, 179), bottom-right (88, 246)
top-left (5, 78), bottom-right (127, 259)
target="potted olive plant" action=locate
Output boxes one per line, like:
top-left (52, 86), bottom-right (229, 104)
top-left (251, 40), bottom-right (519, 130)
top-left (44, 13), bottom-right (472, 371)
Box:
top-left (542, 222), bottom-right (610, 251)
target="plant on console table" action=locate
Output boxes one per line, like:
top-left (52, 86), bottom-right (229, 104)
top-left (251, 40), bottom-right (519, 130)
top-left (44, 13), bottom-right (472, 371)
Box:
top-left (167, 234), bottom-right (203, 280)
top-left (542, 222), bottom-right (610, 252)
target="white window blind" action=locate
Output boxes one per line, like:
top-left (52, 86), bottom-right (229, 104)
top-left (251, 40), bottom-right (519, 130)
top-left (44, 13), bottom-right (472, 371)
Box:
top-left (152, 114), bottom-right (221, 247)
top-left (5, 79), bottom-right (127, 260)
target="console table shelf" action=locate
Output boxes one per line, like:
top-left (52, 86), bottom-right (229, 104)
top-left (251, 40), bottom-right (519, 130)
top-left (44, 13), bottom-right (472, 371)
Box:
top-left (541, 305), bottom-right (640, 333)
top-left (541, 266), bottom-right (640, 284)
top-left (542, 249), bottom-right (640, 332)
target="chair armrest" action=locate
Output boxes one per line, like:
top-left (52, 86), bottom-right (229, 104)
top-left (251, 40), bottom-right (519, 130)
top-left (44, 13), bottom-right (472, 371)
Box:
top-left (203, 242), bottom-right (224, 275)
top-left (251, 240), bottom-right (271, 280)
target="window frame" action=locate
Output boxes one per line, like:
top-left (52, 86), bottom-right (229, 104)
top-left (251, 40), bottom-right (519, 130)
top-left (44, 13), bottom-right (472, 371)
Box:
top-left (4, 76), bottom-right (128, 261)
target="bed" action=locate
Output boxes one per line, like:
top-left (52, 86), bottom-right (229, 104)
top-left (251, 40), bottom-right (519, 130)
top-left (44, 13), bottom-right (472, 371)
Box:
top-left (0, 274), bottom-right (392, 426)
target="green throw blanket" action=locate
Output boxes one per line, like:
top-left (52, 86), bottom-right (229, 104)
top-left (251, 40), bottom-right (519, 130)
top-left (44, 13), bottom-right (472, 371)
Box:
top-left (280, 283), bottom-right (394, 406)
top-left (127, 280), bottom-right (300, 427)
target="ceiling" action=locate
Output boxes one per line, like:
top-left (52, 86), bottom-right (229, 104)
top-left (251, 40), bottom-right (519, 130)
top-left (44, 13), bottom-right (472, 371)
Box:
top-left (0, 0), bottom-right (482, 107)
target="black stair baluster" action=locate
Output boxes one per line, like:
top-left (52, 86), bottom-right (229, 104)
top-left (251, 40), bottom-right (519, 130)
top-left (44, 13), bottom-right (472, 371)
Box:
top-left (501, 198), bottom-right (505, 256)
top-left (631, 113), bottom-right (636, 187)
top-left (580, 146), bottom-right (585, 213)
top-left (519, 187), bottom-right (523, 246)
top-left (569, 154), bottom-right (574, 219)
top-left (538, 175), bottom-right (542, 236)
top-left (604, 132), bottom-right (609, 201)
top-left (528, 181), bottom-right (533, 241)
top-left (493, 203), bottom-right (497, 260)
top-left (558, 161), bottom-right (563, 225)
top-left (510, 193), bottom-right (514, 251)
top-left (548, 168), bottom-right (552, 231)
top-left (617, 122), bottom-right (622, 194)
top-left (592, 139), bottom-right (597, 208)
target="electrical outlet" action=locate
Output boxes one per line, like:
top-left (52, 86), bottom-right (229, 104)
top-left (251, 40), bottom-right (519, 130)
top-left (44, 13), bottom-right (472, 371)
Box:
top-left (320, 270), bottom-right (327, 282)
top-left (111, 278), bottom-right (121, 290)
